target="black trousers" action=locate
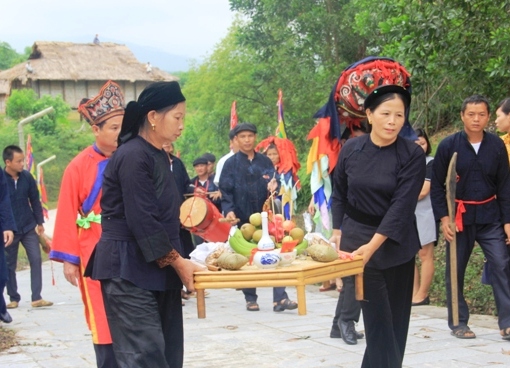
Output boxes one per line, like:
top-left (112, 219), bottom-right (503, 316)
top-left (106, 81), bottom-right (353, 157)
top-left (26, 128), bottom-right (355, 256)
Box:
top-left (332, 276), bottom-right (361, 328)
top-left (360, 258), bottom-right (414, 368)
top-left (445, 223), bottom-right (510, 330)
top-left (101, 278), bottom-right (183, 368)
top-left (93, 343), bottom-right (118, 368)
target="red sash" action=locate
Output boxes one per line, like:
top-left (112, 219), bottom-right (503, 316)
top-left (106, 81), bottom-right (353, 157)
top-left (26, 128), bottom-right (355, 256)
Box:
top-left (455, 195), bottom-right (496, 231)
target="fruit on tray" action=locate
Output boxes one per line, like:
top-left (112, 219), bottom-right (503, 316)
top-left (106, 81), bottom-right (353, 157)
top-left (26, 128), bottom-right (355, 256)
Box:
top-left (229, 229), bottom-right (257, 256)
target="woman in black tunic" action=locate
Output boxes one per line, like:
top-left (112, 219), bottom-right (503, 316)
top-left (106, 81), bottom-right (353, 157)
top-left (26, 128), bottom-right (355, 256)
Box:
top-left (86, 81), bottom-right (204, 368)
top-left (331, 85), bottom-right (425, 367)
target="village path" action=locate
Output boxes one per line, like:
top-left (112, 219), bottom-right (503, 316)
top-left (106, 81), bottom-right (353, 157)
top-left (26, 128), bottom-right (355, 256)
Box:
top-left (1, 210), bottom-right (509, 367)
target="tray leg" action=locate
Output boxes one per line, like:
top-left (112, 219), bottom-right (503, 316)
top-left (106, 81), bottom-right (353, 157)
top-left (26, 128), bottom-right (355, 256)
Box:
top-left (196, 289), bottom-right (206, 319)
top-left (296, 285), bottom-right (306, 315)
top-left (355, 273), bottom-right (364, 301)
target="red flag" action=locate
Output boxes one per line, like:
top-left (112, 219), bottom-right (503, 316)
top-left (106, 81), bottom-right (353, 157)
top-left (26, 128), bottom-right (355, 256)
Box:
top-left (26, 134), bottom-right (36, 178)
top-left (230, 101), bottom-right (238, 130)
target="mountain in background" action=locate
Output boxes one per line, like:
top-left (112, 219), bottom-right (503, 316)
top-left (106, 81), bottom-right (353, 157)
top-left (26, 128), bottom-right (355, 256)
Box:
top-left (125, 42), bottom-right (194, 74)
top-left (101, 36), bottom-right (196, 73)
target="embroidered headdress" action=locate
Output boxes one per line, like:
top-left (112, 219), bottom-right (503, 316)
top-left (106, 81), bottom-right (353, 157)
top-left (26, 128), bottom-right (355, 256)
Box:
top-left (78, 80), bottom-right (125, 126)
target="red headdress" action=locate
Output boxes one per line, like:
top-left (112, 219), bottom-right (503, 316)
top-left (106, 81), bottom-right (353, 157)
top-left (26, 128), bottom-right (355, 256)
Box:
top-left (256, 136), bottom-right (300, 176)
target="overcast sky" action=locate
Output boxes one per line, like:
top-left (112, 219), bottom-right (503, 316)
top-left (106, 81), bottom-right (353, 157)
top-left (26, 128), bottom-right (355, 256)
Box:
top-left (0, 0), bottom-right (235, 59)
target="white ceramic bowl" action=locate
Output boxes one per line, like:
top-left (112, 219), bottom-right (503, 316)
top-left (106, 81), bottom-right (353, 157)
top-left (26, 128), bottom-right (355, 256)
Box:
top-left (276, 249), bottom-right (297, 267)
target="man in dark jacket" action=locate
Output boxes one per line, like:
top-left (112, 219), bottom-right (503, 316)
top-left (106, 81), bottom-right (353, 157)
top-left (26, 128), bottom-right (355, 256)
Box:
top-left (3, 145), bottom-right (52, 309)
top-left (431, 95), bottom-right (510, 340)
top-left (220, 123), bottom-right (297, 313)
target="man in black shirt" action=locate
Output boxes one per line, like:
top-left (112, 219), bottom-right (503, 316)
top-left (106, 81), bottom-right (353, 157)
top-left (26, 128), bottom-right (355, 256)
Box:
top-left (431, 95), bottom-right (510, 340)
top-left (3, 145), bottom-right (52, 309)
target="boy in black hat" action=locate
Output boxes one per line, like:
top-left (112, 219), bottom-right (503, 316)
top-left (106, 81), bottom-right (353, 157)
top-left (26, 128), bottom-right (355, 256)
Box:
top-left (202, 152), bottom-right (216, 178)
top-left (190, 156), bottom-right (221, 245)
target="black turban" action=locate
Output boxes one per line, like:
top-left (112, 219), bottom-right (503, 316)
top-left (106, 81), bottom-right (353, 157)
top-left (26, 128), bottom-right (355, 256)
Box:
top-left (118, 81), bottom-right (186, 145)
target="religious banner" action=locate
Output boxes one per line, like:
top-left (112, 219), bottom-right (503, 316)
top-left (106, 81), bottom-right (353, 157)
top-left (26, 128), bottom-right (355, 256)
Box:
top-left (275, 89), bottom-right (287, 139)
top-left (26, 134), bottom-right (36, 178)
top-left (37, 166), bottom-right (49, 220)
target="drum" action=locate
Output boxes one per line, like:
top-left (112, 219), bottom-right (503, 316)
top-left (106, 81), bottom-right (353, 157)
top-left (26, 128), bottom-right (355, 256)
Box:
top-left (179, 196), bottom-right (231, 243)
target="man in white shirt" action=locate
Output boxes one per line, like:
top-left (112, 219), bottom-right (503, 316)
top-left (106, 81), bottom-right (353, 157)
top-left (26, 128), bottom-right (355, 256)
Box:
top-left (214, 129), bottom-right (238, 186)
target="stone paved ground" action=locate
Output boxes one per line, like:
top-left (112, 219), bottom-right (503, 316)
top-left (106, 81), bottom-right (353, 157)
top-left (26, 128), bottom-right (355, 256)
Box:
top-left (1, 209), bottom-right (509, 367)
top-left (1, 262), bottom-right (510, 367)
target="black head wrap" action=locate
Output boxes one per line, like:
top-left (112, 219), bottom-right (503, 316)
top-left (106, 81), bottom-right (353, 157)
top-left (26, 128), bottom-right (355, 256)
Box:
top-left (118, 81), bottom-right (186, 145)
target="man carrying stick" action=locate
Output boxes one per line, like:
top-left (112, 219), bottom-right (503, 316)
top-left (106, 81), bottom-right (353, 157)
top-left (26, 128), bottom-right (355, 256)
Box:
top-left (431, 94), bottom-right (510, 340)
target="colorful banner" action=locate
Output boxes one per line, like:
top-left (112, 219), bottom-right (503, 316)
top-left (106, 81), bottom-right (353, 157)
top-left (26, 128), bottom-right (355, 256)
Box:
top-left (230, 101), bottom-right (238, 130)
top-left (37, 166), bottom-right (49, 220)
top-left (275, 89), bottom-right (287, 139)
top-left (26, 134), bottom-right (36, 178)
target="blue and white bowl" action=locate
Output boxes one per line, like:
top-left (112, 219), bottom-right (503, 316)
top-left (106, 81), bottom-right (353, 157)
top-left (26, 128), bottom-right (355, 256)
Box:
top-left (253, 250), bottom-right (280, 269)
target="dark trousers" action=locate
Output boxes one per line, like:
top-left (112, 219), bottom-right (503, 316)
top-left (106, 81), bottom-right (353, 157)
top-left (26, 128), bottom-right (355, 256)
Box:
top-left (179, 228), bottom-right (195, 259)
top-left (5, 229), bottom-right (42, 302)
top-left (94, 343), bottom-right (119, 368)
top-left (360, 258), bottom-right (414, 368)
top-left (242, 287), bottom-right (288, 303)
top-left (0, 279), bottom-right (7, 315)
top-left (332, 276), bottom-right (361, 328)
top-left (445, 223), bottom-right (510, 330)
top-left (101, 278), bottom-right (183, 368)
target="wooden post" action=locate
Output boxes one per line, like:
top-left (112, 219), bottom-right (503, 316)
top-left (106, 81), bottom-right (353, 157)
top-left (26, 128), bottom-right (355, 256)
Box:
top-left (446, 152), bottom-right (459, 326)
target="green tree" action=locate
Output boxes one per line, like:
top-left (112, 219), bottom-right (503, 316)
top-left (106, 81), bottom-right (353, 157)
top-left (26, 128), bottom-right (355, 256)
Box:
top-left (0, 42), bottom-right (23, 69)
top-left (0, 42), bottom-right (30, 69)
top-left (352, 0), bottom-right (510, 132)
top-left (228, 0), bottom-right (370, 147)
top-left (5, 90), bottom-right (71, 136)
top-left (5, 89), bottom-right (38, 120)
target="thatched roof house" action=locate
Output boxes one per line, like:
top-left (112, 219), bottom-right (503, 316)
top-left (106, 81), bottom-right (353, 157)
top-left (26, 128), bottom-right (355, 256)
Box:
top-left (0, 41), bottom-right (178, 112)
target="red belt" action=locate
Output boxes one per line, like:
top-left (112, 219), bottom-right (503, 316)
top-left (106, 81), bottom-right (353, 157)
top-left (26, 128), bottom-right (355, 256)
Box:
top-left (455, 195), bottom-right (496, 232)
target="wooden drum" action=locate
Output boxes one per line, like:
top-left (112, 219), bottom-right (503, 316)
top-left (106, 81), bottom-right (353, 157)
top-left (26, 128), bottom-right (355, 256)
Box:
top-left (179, 196), bottom-right (230, 242)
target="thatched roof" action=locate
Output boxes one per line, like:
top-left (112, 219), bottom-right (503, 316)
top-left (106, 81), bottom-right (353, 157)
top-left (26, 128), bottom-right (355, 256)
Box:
top-left (0, 41), bottom-right (177, 88)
